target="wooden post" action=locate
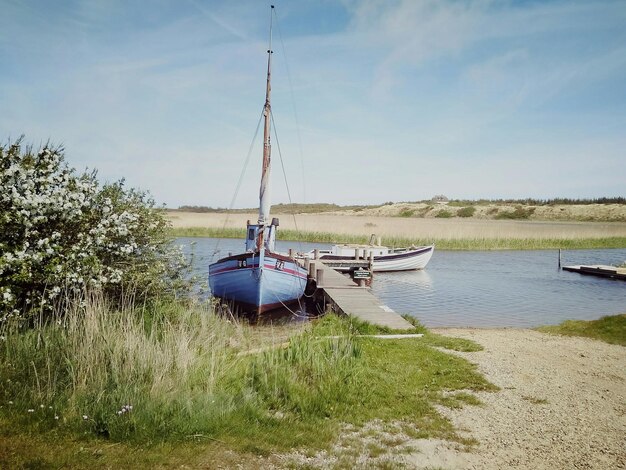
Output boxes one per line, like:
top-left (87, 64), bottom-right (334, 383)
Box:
top-left (354, 248), bottom-right (360, 260)
top-left (316, 268), bottom-right (324, 287)
top-left (358, 279), bottom-right (365, 287)
top-left (309, 262), bottom-right (316, 280)
top-left (304, 258), bottom-right (310, 271)
top-left (558, 249), bottom-right (562, 269)
top-left (314, 248), bottom-right (320, 260)
top-left (369, 252), bottom-right (374, 271)
top-left (289, 248), bottom-right (294, 258)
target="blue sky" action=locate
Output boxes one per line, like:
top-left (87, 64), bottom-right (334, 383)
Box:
top-left (2, 0), bottom-right (625, 208)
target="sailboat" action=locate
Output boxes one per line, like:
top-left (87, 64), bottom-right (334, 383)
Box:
top-left (208, 6), bottom-right (308, 314)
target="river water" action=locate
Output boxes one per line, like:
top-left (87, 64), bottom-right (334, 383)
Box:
top-left (178, 237), bottom-right (626, 328)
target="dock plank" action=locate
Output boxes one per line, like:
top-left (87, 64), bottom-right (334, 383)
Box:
top-left (563, 265), bottom-right (626, 280)
top-left (315, 261), bottom-right (414, 330)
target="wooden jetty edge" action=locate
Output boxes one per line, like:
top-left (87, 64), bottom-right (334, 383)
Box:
top-left (302, 255), bottom-right (415, 330)
top-left (563, 264), bottom-right (626, 281)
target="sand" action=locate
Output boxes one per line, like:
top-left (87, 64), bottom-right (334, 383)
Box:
top-left (399, 328), bottom-right (626, 469)
top-left (279, 329), bottom-right (626, 469)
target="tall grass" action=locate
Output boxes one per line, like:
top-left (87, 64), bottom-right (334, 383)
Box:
top-left (1, 297), bottom-right (496, 463)
top-left (171, 227), bottom-right (626, 250)
top-left (1, 296), bottom-right (238, 440)
top-left (0, 296), bottom-right (360, 448)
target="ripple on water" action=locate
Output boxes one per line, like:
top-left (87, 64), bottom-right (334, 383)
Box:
top-left (179, 238), bottom-right (626, 328)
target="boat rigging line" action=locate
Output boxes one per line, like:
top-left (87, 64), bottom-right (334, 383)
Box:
top-left (210, 107), bottom-right (264, 262)
top-left (270, 110), bottom-right (305, 255)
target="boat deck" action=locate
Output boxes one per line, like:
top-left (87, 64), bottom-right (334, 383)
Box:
top-left (307, 260), bottom-right (415, 330)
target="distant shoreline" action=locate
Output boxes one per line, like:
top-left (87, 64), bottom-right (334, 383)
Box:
top-left (168, 201), bottom-right (626, 222)
top-left (166, 211), bottom-right (626, 250)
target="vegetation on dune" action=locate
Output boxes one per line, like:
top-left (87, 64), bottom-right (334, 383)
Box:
top-left (175, 202), bottom-right (377, 214)
top-left (537, 314), bottom-right (626, 346)
top-left (175, 197), bottom-right (626, 215)
top-left (435, 209), bottom-right (453, 218)
top-left (457, 206), bottom-right (476, 218)
top-left (446, 197), bottom-right (626, 206)
top-left (495, 206), bottom-right (536, 220)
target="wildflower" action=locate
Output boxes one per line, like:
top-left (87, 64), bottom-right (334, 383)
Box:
top-left (116, 404), bottom-right (133, 415)
top-left (82, 415), bottom-right (89, 420)
top-left (55, 415), bottom-right (59, 420)
top-left (28, 409), bottom-right (34, 413)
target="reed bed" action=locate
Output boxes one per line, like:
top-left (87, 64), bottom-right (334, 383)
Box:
top-left (172, 226), bottom-right (626, 250)
top-left (168, 212), bottom-right (626, 249)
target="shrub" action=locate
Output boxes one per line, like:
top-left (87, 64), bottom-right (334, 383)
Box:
top-left (457, 206), bottom-right (476, 218)
top-left (0, 138), bottom-right (190, 322)
top-left (435, 210), bottom-right (453, 218)
top-left (398, 208), bottom-right (415, 217)
top-left (495, 206), bottom-right (536, 220)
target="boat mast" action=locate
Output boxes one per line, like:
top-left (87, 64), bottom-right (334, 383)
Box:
top-left (257, 5), bottom-right (274, 250)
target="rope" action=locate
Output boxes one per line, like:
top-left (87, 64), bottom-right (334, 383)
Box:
top-left (210, 107), bottom-right (265, 262)
top-left (258, 260), bottom-right (323, 320)
top-left (271, 111), bottom-right (304, 255)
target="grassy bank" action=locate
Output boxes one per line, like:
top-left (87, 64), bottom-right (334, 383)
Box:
top-left (0, 300), bottom-right (495, 468)
top-left (537, 314), bottom-right (626, 346)
top-left (170, 227), bottom-right (626, 250)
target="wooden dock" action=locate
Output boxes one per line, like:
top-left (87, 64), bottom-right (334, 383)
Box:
top-left (305, 259), bottom-right (415, 330)
top-left (563, 265), bottom-right (626, 281)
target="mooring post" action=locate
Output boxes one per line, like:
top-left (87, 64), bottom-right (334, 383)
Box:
top-left (354, 248), bottom-right (360, 260)
top-left (304, 257), bottom-right (310, 271)
top-left (558, 249), bottom-right (562, 269)
top-left (309, 262), bottom-right (316, 280)
top-left (369, 252), bottom-right (374, 271)
top-left (314, 248), bottom-right (319, 260)
top-left (289, 248), bottom-right (294, 258)
top-left (316, 268), bottom-right (324, 287)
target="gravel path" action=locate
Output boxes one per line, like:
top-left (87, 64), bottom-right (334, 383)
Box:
top-left (404, 328), bottom-right (626, 470)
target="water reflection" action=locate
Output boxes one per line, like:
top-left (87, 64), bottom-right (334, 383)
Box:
top-left (377, 270), bottom-right (433, 291)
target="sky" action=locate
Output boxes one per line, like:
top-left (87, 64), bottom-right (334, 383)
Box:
top-left (1, 0), bottom-right (625, 208)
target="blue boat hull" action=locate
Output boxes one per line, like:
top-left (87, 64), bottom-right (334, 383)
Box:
top-left (209, 251), bottom-right (308, 313)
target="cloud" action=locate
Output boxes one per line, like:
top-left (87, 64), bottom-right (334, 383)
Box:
top-left (2, 0), bottom-right (625, 206)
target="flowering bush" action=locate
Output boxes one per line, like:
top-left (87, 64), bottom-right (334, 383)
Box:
top-left (0, 138), bottom-right (189, 321)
